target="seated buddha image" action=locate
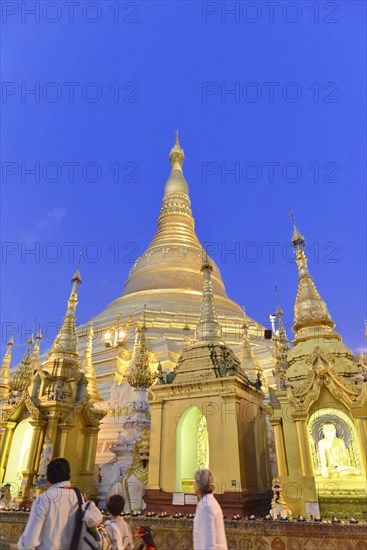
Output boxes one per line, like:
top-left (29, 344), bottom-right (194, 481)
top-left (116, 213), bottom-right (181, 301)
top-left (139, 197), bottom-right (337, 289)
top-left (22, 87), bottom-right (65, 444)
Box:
top-left (317, 422), bottom-right (360, 478)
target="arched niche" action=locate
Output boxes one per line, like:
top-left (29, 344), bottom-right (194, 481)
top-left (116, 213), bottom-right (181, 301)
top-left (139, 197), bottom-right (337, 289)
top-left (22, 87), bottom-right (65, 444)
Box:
top-left (4, 419), bottom-right (34, 489)
top-left (176, 406), bottom-right (209, 492)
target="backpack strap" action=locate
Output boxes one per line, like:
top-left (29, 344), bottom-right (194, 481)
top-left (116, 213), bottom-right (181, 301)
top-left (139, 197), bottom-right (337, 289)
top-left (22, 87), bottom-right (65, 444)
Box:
top-left (69, 487), bottom-right (84, 550)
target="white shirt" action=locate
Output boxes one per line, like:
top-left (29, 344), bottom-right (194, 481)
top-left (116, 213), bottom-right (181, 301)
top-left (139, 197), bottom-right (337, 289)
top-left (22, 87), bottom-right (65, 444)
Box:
top-left (18, 481), bottom-right (79, 550)
top-left (105, 517), bottom-right (133, 550)
top-left (193, 493), bottom-right (228, 550)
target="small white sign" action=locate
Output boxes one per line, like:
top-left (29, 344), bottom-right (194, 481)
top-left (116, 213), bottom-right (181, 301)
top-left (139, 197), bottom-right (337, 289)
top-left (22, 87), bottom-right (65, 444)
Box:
top-left (306, 502), bottom-right (320, 517)
top-left (185, 494), bottom-right (198, 505)
top-left (172, 493), bottom-right (185, 506)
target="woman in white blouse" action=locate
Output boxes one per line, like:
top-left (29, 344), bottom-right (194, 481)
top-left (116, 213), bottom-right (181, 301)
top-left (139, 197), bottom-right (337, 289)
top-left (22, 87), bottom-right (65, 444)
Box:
top-left (193, 469), bottom-right (228, 550)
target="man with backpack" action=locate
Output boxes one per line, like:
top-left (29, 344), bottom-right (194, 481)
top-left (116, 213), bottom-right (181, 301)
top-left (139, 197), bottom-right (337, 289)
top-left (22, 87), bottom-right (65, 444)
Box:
top-left (12, 458), bottom-right (81, 550)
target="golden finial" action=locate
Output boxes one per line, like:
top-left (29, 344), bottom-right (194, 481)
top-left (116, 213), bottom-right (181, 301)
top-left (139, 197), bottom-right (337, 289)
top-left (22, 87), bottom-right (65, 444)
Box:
top-left (290, 210), bottom-right (305, 247)
top-left (274, 286), bottom-right (283, 317)
top-left (196, 252), bottom-right (222, 343)
top-left (169, 129), bottom-right (185, 171)
top-left (72, 251), bottom-right (83, 285)
top-left (0, 336), bottom-right (14, 398)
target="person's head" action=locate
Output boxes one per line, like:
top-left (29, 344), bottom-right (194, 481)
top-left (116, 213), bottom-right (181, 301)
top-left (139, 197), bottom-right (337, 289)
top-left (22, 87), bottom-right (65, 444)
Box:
top-left (135, 526), bottom-right (156, 548)
top-left (107, 494), bottom-right (125, 517)
top-left (322, 422), bottom-right (336, 440)
top-left (46, 458), bottom-right (70, 484)
top-left (194, 469), bottom-right (215, 498)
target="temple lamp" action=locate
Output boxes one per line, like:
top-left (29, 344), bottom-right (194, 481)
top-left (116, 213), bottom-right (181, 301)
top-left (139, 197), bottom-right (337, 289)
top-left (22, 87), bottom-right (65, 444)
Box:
top-left (104, 315), bottom-right (127, 349)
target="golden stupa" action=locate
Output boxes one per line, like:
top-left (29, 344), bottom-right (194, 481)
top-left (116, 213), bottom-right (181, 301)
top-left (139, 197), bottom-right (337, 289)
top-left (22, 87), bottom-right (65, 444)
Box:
top-left (77, 133), bottom-right (275, 401)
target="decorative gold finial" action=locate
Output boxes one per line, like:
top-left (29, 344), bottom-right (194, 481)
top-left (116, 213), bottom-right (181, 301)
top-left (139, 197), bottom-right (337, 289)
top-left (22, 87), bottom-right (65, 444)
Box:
top-left (169, 129), bottom-right (185, 171)
top-left (195, 254), bottom-right (223, 343)
top-left (290, 210), bottom-right (305, 248)
top-left (82, 323), bottom-right (103, 402)
top-left (0, 336), bottom-right (14, 399)
top-left (274, 286), bottom-right (283, 318)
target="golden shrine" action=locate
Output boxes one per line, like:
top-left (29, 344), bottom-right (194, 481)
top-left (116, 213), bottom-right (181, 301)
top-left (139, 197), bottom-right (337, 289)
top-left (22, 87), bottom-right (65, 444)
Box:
top-left (0, 134), bottom-right (366, 525)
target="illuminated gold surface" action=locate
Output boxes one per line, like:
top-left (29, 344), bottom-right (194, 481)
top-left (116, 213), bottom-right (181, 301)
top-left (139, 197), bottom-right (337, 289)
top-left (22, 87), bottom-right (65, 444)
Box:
top-left (75, 136), bottom-right (274, 400)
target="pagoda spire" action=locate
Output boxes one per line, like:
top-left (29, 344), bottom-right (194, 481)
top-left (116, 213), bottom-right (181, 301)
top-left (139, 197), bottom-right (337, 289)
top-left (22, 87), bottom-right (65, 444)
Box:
top-left (126, 313), bottom-right (156, 390)
top-left (81, 324), bottom-right (103, 402)
top-left (48, 268), bottom-right (82, 363)
top-left (275, 303), bottom-right (290, 367)
top-left (240, 312), bottom-right (260, 382)
top-left (0, 337), bottom-right (14, 399)
top-left (122, 132), bottom-right (228, 300)
top-left (195, 254), bottom-right (223, 343)
top-left (290, 211), bottom-right (340, 345)
top-left (30, 330), bottom-right (42, 375)
top-left (10, 335), bottom-right (34, 393)
top-left (274, 287), bottom-right (290, 368)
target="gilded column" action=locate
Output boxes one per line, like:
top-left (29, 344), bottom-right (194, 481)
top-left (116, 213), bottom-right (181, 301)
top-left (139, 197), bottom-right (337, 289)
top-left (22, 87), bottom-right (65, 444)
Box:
top-left (294, 418), bottom-right (313, 476)
top-left (355, 417), bottom-right (367, 473)
top-left (45, 412), bottom-right (59, 446)
top-left (21, 421), bottom-right (45, 497)
top-left (81, 426), bottom-right (99, 473)
top-left (58, 423), bottom-right (73, 457)
top-left (0, 421), bottom-right (16, 482)
top-left (271, 419), bottom-right (288, 476)
top-left (147, 401), bottom-right (163, 490)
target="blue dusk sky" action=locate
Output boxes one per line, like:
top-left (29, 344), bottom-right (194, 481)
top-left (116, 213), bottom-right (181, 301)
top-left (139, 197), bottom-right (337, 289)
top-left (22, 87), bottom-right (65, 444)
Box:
top-left (1, 0), bottom-right (366, 364)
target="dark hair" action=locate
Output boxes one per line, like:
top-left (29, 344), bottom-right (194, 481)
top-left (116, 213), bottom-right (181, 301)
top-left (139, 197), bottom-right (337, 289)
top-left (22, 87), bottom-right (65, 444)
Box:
top-left (107, 494), bottom-right (125, 516)
top-left (46, 458), bottom-right (71, 484)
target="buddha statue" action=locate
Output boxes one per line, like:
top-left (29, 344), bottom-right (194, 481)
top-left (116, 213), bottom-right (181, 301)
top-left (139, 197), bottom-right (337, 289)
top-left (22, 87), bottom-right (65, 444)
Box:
top-left (317, 422), bottom-right (359, 478)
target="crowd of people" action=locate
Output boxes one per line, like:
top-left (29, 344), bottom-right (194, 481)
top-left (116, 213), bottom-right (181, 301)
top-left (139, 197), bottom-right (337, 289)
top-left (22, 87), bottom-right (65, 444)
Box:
top-left (9, 458), bottom-right (227, 550)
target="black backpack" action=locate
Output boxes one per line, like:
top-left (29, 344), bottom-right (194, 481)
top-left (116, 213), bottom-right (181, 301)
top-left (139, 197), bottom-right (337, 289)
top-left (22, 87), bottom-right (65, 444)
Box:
top-left (69, 487), bottom-right (111, 550)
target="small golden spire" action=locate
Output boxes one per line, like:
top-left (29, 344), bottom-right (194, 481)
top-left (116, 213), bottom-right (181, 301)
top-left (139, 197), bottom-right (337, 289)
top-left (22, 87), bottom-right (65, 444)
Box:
top-left (290, 215), bottom-right (340, 344)
top-left (240, 311), bottom-right (260, 381)
top-left (195, 253), bottom-right (223, 343)
top-left (30, 330), bottom-right (42, 375)
top-left (290, 210), bottom-right (305, 248)
top-left (126, 318), bottom-right (156, 389)
top-left (49, 268), bottom-right (82, 362)
top-left (274, 293), bottom-right (290, 372)
top-left (0, 336), bottom-right (14, 399)
top-left (81, 324), bottom-right (103, 402)
top-left (10, 335), bottom-right (34, 393)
